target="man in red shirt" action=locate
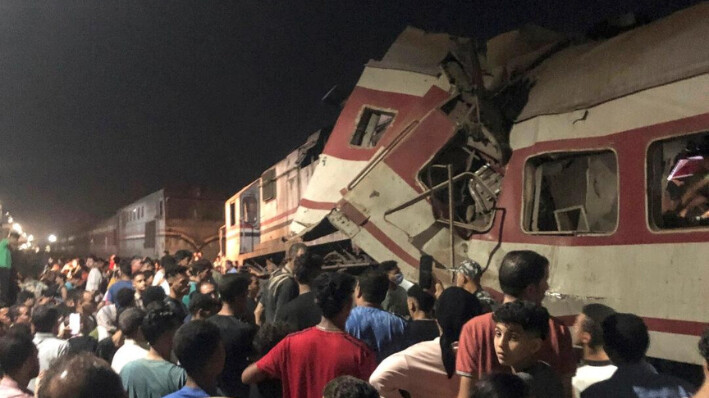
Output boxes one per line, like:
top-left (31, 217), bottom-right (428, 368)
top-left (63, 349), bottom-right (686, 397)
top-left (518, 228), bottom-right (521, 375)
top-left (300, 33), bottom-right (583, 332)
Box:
top-left (242, 272), bottom-right (377, 398)
top-left (456, 250), bottom-right (576, 398)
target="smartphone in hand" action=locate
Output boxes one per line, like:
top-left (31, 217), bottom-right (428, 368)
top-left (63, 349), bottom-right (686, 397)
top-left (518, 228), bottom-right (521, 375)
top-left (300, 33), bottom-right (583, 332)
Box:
top-left (69, 313), bottom-right (81, 336)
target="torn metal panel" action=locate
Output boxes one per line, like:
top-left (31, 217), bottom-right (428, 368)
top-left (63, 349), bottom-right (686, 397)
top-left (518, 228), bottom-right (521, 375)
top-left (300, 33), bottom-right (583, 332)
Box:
top-left (327, 209), bottom-right (362, 238)
top-left (483, 25), bottom-right (567, 93)
top-left (296, 128), bottom-right (330, 167)
top-left (366, 27), bottom-right (470, 76)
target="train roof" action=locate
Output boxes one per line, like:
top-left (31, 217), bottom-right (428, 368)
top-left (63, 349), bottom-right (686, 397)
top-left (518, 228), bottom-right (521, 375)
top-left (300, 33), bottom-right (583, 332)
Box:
top-left (516, 2), bottom-right (709, 121)
top-left (227, 128), bottom-right (330, 201)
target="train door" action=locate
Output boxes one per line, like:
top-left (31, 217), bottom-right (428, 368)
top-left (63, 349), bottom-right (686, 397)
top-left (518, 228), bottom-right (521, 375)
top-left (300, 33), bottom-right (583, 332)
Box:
top-left (240, 183), bottom-right (261, 254)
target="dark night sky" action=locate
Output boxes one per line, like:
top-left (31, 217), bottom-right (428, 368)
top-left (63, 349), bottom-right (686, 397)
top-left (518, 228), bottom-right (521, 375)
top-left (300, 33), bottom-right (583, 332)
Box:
top-left (0, 0), bottom-right (698, 239)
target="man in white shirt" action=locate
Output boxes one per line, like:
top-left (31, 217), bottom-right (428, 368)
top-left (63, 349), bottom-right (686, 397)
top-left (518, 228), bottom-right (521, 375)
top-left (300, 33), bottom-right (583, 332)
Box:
top-left (85, 256), bottom-right (104, 292)
top-left (153, 255), bottom-right (174, 295)
top-left (112, 308), bottom-right (149, 374)
top-left (572, 303), bottom-right (618, 396)
top-left (30, 305), bottom-right (69, 389)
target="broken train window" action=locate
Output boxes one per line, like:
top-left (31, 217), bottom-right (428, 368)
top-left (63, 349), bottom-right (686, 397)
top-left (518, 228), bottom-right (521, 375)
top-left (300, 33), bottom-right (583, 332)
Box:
top-left (647, 131), bottom-right (709, 230)
top-left (350, 107), bottom-right (395, 148)
top-left (523, 150), bottom-right (618, 234)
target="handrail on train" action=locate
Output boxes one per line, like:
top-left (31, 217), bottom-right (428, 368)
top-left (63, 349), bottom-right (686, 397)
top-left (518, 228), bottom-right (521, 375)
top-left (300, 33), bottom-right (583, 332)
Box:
top-left (384, 168), bottom-right (500, 269)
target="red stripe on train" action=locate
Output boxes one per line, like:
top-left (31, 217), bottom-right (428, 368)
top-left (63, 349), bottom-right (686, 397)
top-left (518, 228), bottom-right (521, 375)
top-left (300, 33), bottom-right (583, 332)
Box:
top-left (261, 208), bottom-right (297, 226)
top-left (299, 198), bottom-right (337, 211)
top-left (555, 315), bottom-right (708, 337)
top-left (321, 87), bottom-right (422, 162)
top-left (377, 111), bottom-right (709, 246)
top-left (338, 200), bottom-right (419, 267)
top-left (322, 86), bottom-right (450, 162)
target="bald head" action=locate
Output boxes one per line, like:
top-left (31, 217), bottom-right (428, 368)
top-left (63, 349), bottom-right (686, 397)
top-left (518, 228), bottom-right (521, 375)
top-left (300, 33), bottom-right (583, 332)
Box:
top-left (38, 353), bottom-right (125, 398)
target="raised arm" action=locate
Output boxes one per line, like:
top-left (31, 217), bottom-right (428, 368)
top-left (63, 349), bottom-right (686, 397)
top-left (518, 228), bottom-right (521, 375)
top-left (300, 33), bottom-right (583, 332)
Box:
top-left (242, 363), bottom-right (268, 385)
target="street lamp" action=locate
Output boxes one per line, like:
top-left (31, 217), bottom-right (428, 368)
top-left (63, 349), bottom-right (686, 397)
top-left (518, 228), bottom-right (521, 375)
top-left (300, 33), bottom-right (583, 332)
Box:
top-left (48, 234), bottom-right (57, 243)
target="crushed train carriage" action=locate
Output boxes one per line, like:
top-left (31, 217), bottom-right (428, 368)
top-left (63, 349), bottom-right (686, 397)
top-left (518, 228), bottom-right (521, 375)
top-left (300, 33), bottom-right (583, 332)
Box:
top-left (225, 3), bottom-right (709, 365)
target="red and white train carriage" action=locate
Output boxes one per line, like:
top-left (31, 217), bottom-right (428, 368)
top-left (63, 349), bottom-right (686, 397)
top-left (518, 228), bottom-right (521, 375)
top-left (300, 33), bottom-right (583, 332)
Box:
top-left (226, 3), bottom-right (709, 366)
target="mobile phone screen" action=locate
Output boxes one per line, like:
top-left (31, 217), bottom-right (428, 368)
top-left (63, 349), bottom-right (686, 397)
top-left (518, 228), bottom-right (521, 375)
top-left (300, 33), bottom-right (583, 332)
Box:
top-left (69, 313), bottom-right (81, 335)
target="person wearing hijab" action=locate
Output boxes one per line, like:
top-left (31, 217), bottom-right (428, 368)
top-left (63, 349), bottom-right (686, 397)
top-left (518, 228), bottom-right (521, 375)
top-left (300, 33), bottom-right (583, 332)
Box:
top-left (369, 287), bottom-right (483, 398)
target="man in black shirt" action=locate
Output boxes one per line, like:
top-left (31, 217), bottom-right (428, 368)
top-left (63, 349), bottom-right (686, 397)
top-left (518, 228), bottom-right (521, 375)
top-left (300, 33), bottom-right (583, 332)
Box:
top-left (403, 284), bottom-right (439, 347)
top-left (208, 274), bottom-right (257, 397)
top-left (275, 254), bottom-right (322, 330)
top-left (163, 264), bottom-right (190, 322)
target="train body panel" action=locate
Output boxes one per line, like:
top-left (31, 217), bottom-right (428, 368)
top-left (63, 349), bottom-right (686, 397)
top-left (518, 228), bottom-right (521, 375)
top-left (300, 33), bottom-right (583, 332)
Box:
top-left (85, 216), bottom-right (118, 259)
top-left (225, 181), bottom-right (261, 260)
top-left (224, 130), bottom-right (339, 264)
top-left (292, 28), bottom-right (457, 236)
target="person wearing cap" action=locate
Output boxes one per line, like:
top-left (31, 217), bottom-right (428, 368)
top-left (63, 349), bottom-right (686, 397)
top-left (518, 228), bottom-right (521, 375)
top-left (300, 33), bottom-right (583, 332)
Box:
top-left (454, 259), bottom-right (497, 313)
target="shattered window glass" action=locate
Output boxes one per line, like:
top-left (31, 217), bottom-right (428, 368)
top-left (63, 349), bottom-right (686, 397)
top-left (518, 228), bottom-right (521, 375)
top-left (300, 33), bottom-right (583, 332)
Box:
top-left (524, 150), bottom-right (618, 234)
top-left (647, 131), bottom-right (709, 229)
top-left (350, 107), bottom-right (395, 148)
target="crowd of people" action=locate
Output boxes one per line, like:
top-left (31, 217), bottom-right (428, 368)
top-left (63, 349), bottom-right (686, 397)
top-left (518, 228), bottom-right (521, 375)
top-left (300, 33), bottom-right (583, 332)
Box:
top-left (0, 232), bottom-right (707, 398)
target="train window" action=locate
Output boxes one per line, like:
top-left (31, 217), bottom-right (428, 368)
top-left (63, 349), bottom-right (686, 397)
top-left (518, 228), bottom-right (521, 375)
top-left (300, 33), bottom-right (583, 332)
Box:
top-left (229, 202), bottom-right (236, 226)
top-left (350, 107), bottom-right (395, 148)
top-left (261, 168), bottom-right (277, 201)
top-left (523, 150), bottom-right (618, 234)
top-left (647, 131), bottom-right (709, 230)
top-left (242, 196), bottom-right (258, 225)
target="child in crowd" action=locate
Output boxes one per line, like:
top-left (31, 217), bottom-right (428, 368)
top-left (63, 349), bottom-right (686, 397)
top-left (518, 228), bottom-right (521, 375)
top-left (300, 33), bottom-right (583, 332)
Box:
top-left (323, 376), bottom-right (379, 398)
top-left (492, 300), bottom-right (563, 398)
top-left (164, 320), bottom-right (225, 398)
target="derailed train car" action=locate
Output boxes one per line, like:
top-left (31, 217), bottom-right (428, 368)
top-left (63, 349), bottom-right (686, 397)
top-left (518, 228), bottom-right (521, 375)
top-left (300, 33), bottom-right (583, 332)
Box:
top-left (226, 4), bottom-right (708, 365)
